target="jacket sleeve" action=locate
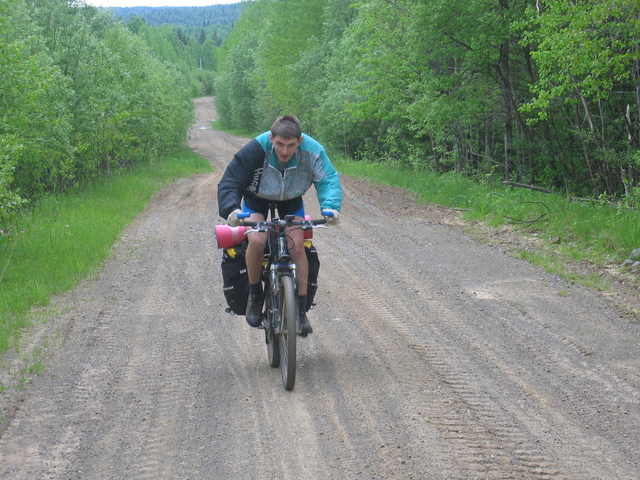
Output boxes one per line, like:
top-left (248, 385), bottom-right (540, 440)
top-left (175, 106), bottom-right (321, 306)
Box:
top-left (314, 152), bottom-right (343, 212)
top-left (217, 139), bottom-right (264, 219)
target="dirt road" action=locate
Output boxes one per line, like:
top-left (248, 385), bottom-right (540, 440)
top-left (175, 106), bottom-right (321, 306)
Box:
top-left (1, 97), bottom-right (638, 479)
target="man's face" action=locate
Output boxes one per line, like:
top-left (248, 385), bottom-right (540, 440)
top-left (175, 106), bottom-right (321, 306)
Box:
top-left (271, 134), bottom-right (303, 163)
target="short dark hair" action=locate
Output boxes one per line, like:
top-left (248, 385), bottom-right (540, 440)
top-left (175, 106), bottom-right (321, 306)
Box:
top-left (271, 115), bottom-right (302, 139)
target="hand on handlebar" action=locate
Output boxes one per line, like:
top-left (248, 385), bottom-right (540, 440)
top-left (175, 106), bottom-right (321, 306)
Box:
top-left (322, 209), bottom-right (340, 225)
top-left (227, 208), bottom-right (244, 227)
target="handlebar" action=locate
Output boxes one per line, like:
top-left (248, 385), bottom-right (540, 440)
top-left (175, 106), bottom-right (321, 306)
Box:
top-left (237, 210), bottom-right (334, 230)
top-left (239, 216), bottom-right (327, 230)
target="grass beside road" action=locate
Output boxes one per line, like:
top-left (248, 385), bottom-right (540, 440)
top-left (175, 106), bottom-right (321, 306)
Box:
top-left (0, 147), bottom-right (212, 354)
top-left (333, 158), bottom-right (640, 292)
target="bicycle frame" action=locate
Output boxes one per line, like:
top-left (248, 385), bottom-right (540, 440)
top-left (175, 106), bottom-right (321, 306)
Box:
top-left (262, 218), bottom-right (298, 334)
top-left (239, 206), bottom-right (329, 390)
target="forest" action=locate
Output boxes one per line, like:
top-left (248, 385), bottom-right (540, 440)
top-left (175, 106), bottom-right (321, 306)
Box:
top-left (109, 4), bottom-right (240, 28)
top-left (1, 0), bottom-right (639, 228)
top-left (109, 4), bottom-right (241, 46)
top-left (0, 0), bottom-right (233, 225)
top-left (215, 0), bottom-right (640, 203)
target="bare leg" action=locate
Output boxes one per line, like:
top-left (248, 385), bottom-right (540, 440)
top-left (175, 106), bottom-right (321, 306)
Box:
top-left (287, 219), bottom-right (308, 296)
top-left (245, 213), bottom-right (266, 285)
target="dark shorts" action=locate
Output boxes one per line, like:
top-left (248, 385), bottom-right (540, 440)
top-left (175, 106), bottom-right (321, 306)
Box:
top-left (242, 196), bottom-right (305, 219)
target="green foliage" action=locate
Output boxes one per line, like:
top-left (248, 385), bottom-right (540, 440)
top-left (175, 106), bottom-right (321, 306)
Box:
top-left (214, 1), bottom-right (266, 131)
top-left (256, 0), bottom-right (325, 116)
top-left (522, 0), bottom-right (639, 116)
top-left (516, 0), bottom-right (640, 196)
top-left (214, 0), bottom-right (640, 203)
top-left (0, 138), bottom-right (27, 221)
top-left (294, 0), bottom-right (369, 144)
top-left (108, 4), bottom-right (241, 30)
top-left (0, 0), bottom-right (75, 212)
top-left (114, 5), bottom-right (240, 96)
top-left (0, 0), bottom-right (221, 350)
top-left (127, 21), bottom-right (216, 96)
top-left (215, 0), bottom-right (333, 131)
top-left (0, 0), bottom-right (194, 223)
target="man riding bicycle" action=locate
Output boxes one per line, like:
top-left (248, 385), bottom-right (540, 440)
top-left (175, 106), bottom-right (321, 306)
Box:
top-left (217, 115), bottom-right (343, 335)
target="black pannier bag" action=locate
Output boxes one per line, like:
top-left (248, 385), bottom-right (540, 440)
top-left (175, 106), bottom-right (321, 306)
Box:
top-left (221, 243), bottom-right (249, 315)
top-left (304, 240), bottom-right (320, 312)
top-left (221, 239), bottom-right (320, 315)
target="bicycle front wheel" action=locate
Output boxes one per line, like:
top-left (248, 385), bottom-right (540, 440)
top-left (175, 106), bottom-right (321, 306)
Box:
top-left (278, 275), bottom-right (297, 390)
top-left (265, 291), bottom-right (280, 368)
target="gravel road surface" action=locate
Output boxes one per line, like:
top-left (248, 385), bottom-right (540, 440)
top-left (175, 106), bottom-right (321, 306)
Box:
top-left (0, 97), bottom-right (638, 479)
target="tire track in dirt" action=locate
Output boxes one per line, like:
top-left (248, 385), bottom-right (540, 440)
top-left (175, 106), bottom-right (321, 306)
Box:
top-left (324, 256), bottom-right (567, 479)
top-left (316, 178), bottom-right (639, 479)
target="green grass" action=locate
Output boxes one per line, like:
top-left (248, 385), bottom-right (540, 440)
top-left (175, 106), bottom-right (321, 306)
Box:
top-left (334, 158), bottom-right (639, 285)
top-left (0, 147), bottom-right (212, 354)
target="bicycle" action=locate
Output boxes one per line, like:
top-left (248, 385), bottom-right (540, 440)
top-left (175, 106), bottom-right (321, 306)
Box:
top-left (237, 206), bottom-right (332, 390)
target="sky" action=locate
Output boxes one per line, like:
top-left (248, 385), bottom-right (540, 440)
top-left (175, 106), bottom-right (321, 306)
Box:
top-left (86, 1), bottom-right (241, 6)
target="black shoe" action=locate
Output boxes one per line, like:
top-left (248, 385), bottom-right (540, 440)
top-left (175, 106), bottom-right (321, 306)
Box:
top-left (245, 293), bottom-right (263, 328)
top-left (299, 311), bottom-right (313, 336)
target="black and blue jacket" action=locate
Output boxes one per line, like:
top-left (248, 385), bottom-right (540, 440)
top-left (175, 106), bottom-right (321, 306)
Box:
top-left (218, 132), bottom-right (343, 219)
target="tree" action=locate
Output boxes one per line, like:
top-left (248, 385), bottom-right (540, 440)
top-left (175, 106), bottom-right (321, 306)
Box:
top-left (0, 0), bottom-right (193, 216)
top-left (1, 0), bottom-right (75, 209)
top-left (213, 0), bottom-right (640, 199)
top-left (214, 1), bottom-right (265, 130)
top-left (522, 0), bottom-right (640, 195)
top-left (255, 0), bottom-right (325, 119)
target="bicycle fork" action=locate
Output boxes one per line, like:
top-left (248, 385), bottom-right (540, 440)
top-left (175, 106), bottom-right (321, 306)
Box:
top-left (270, 268), bottom-right (299, 335)
top-left (266, 234), bottom-right (300, 336)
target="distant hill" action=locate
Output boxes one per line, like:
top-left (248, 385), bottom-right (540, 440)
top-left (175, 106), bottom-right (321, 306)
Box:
top-left (109, 4), bottom-right (242, 28)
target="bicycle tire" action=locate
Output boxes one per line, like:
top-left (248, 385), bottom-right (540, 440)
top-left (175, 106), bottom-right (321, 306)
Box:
top-left (278, 275), bottom-right (297, 390)
top-left (265, 291), bottom-right (280, 368)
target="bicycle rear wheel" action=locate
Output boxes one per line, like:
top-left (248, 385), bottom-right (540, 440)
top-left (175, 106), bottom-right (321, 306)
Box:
top-left (278, 275), bottom-right (297, 390)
